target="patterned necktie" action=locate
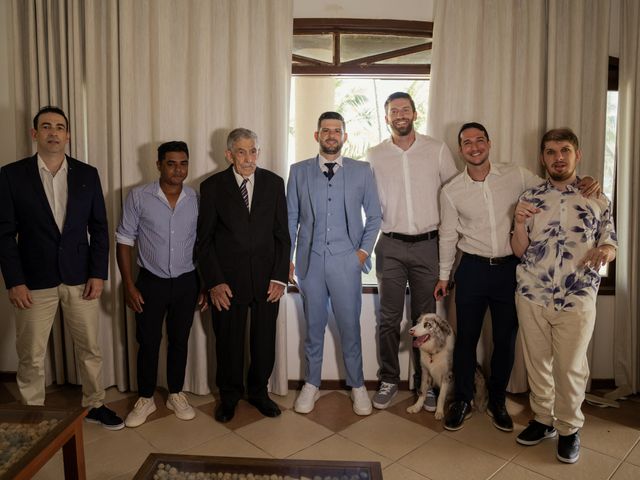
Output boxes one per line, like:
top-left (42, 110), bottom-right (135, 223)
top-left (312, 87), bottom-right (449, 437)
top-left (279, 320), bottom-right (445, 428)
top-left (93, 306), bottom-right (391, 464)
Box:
top-left (324, 162), bottom-right (336, 180)
top-left (240, 179), bottom-right (249, 209)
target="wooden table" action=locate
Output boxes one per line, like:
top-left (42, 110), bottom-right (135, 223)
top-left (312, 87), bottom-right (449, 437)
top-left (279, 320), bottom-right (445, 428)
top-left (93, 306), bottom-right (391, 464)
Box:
top-left (0, 405), bottom-right (87, 480)
top-left (134, 453), bottom-right (383, 480)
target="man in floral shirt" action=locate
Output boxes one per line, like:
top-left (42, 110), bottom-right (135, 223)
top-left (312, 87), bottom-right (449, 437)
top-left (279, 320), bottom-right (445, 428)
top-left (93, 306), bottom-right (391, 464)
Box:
top-left (511, 128), bottom-right (617, 464)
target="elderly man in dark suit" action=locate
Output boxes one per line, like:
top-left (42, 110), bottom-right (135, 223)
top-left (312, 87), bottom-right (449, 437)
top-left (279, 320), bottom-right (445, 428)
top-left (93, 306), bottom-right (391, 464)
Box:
top-left (196, 128), bottom-right (290, 423)
top-left (0, 106), bottom-right (123, 429)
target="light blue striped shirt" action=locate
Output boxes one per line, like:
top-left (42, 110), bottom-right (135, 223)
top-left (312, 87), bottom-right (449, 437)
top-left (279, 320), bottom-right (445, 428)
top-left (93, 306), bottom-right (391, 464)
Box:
top-left (116, 181), bottom-right (199, 279)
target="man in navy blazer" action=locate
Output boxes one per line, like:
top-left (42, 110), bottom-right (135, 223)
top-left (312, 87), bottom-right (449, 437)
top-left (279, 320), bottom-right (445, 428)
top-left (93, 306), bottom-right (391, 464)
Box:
top-left (288, 111), bottom-right (382, 415)
top-left (196, 128), bottom-right (290, 423)
top-left (0, 106), bottom-right (123, 429)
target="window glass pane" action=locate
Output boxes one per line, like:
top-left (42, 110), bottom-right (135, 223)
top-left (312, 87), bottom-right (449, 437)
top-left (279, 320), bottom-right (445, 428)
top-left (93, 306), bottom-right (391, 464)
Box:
top-left (375, 50), bottom-right (432, 65)
top-left (289, 77), bottom-right (429, 285)
top-left (293, 34), bottom-right (333, 63)
top-left (598, 90), bottom-right (618, 278)
top-left (340, 34), bottom-right (429, 62)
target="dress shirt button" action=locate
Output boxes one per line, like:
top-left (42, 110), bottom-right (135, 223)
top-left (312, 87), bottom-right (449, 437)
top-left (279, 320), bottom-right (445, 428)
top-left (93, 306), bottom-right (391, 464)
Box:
top-left (327, 242), bottom-right (330, 245)
top-left (328, 198), bottom-right (332, 201)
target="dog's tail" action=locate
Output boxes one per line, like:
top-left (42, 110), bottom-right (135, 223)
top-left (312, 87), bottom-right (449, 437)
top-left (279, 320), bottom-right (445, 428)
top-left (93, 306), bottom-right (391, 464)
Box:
top-left (473, 365), bottom-right (489, 412)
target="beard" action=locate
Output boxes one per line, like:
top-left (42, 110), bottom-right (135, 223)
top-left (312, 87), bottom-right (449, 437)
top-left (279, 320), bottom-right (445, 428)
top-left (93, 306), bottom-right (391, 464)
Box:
top-left (320, 141), bottom-right (343, 155)
top-left (390, 119), bottom-right (414, 137)
top-left (547, 166), bottom-right (576, 182)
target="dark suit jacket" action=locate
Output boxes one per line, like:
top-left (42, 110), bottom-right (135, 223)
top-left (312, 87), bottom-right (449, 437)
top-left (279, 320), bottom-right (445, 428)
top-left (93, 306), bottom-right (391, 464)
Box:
top-left (195, 165), bottom-right (290, 304)
top-left (0, 155), bottom-right (109, 290)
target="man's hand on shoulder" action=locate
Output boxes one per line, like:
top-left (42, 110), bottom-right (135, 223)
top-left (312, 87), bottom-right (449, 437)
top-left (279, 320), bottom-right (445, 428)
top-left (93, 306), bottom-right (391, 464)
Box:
top-left (210, 283), bottom-right (233, 311)
top-left (577, 176), bottom-right (601, 198)
top-left (83, 278), bottom-right (104, 300)
top-left (8, 284), bottom-right (33, 309)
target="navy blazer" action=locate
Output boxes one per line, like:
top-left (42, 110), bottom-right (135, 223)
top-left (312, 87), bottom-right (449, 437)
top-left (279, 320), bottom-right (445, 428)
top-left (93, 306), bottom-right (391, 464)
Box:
top-left (195, 165), bottom-right (290, 304)
top-left (0, 155), bottom-right (109, 290)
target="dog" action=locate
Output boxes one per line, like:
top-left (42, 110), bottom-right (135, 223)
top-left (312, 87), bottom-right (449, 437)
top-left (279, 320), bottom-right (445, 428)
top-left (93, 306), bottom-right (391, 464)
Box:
top-left (406, 313), bottom-right (488, 419)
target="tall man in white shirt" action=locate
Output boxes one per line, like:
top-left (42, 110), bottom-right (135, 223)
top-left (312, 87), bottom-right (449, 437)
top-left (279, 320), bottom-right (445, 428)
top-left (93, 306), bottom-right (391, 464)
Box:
top-left (436, 122), bottom-right (597, 432)
top-left (511, 128), bottom-right (616, 464)
top-left (0, 106), bottom-right (123, 429)
top-left (368, 92), bottom-right (458, 410)
top-left (116, 141), bottom-right (207, 427)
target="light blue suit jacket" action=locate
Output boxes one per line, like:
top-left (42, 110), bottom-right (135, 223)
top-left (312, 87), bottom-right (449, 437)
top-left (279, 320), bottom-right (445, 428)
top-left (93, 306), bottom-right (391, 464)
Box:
top-left (287, 156), bottom-right (382, 280)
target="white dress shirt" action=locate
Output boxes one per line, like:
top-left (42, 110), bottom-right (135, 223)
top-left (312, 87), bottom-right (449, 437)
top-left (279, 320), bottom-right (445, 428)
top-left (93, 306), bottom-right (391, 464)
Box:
top-left (232, 168), bottom-right (255, 211)
top-left (37, 155), bottom-right (68, 232)
top-left (368, 132), bottom-right (458, 235)
top-left (438, 163), bottom-right (542, 281)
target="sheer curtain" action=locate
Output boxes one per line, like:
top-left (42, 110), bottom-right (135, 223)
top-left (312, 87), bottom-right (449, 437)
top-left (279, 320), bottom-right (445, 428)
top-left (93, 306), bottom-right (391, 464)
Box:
top-left (429, 0), bottom-right (613, 393)
top-left (611, 0), bottom-right (640, 398)
top-left (4, 0), bottom-right (293, 396)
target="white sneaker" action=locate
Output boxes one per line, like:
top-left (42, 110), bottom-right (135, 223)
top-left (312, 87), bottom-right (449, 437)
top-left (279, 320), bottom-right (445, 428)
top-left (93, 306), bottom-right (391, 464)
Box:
top-left (125, 396), bottom-right (156, 428)
top-left (294, 383), bottom-right (320, 414)
top-left (351, 386), bottom-right (372, 416)
top-left (166, 392), bottom-right (196, 421)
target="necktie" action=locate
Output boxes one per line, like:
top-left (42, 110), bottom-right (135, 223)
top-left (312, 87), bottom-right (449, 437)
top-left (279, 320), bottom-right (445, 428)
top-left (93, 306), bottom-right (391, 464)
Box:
top-left (324, 162), bottom-right (336, 180)
top-left (240, 179), bottom-right (249, 209)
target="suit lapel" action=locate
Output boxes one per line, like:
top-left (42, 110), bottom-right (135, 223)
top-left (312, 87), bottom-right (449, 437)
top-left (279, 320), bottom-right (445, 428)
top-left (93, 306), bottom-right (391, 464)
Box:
top-left (306, 156), bottom-right (322, 217)
top-left (26, 155), bottom-right (58, 228)
top-left (223, 166), bottom-right (250, 215)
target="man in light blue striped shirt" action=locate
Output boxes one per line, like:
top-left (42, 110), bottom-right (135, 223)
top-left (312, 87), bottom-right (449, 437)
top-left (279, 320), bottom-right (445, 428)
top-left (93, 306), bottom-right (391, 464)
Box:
top-left (116, 141), bottom-right (206, 428)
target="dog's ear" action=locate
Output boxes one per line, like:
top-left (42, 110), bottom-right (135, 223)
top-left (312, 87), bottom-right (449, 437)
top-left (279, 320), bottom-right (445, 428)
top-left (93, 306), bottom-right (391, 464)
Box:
top-left (436, 315), bottom-right (453, 336)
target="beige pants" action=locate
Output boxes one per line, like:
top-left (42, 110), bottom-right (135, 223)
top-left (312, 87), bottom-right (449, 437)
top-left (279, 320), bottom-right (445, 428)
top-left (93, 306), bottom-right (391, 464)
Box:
top-left (14, 284), bottom-right (105, 408)
top-left (516, 295), bottom-right (596, 435)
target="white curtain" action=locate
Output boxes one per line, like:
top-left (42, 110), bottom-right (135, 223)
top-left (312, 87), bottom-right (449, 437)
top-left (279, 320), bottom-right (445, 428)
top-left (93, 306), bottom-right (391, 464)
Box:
top-left (429, 0), bottom-right (613, 393)
top-left (546, 0), bottom-right (610, 181)
top-left (612, 0), bottom-right (640, 397)
top-left (4, 0), bottom-right (293, 396)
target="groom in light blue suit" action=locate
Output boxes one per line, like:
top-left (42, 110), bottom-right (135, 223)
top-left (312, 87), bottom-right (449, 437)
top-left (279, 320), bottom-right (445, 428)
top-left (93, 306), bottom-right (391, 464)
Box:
top-left (287, 111), bottom-right (382, 416)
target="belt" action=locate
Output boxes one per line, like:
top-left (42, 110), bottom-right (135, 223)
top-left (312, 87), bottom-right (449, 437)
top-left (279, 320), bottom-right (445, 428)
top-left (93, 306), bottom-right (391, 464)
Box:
top-left (463, 253), bottom-right (517, 266)
top-left (383, 230), bottom-right (438, 242)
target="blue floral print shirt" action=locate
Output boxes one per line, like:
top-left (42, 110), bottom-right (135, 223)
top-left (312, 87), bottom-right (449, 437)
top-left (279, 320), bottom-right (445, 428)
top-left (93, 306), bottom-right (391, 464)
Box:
top-left (515, 179), bottom-right (617, 311)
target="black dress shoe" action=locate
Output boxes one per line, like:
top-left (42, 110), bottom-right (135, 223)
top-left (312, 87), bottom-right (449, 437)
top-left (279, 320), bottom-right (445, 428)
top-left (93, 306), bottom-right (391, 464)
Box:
top-left (487, 402), bottom-right (513, 432)
top-left (214, 403), bottom-right (236, 423)
top-left (249, 397), bottom-right (281, 417)
top-left (557, 432), bottom-right (580, 463)
top-left (444, 400), bottom-right (472, 431)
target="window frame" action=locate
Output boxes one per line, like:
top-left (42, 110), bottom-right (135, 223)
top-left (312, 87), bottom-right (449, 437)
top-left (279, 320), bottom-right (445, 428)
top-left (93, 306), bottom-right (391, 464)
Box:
top-left (293, 19), bottom-right (433, 76)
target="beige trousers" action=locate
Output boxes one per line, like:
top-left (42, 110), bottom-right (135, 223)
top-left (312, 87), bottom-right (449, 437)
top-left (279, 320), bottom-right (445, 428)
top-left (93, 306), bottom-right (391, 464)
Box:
top-left (14, 284), bottom-right (105, 408)
top-left (516, 295), bottom-right (596, 435)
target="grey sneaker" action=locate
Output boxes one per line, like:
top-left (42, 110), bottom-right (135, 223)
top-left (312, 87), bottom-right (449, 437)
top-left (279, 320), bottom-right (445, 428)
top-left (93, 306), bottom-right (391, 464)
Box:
top-left (423, 389), bottom-right (437, 412)
top-left (373, 382), bottom-right (398, 409)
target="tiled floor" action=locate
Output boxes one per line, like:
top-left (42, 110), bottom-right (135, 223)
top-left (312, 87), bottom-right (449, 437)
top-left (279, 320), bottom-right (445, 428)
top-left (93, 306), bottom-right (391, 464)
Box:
top-left (2, 382), bottom-right (640, 480)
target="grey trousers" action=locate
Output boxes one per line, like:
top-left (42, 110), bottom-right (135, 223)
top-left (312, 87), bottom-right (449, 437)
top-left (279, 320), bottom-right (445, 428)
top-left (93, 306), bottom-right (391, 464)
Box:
top-left (375, 234), bottom-right (438, 386)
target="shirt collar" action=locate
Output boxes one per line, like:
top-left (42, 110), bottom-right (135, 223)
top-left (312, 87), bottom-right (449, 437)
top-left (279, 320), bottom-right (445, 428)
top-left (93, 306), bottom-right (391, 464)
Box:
top-left (462, 161), bottom-right (499, 184)
top-left (37, 154), bottom-right (68, 175)
top-left (154, 180), bottom-right (187, 204)
top-left (232, 167), bottom-right (255, 186)
top-left (318, 154), bottom-right (343, 169)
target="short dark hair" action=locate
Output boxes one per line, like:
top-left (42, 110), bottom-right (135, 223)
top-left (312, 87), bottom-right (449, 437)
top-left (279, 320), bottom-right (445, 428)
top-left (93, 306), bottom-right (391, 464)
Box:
top-left (317, 111), bottom-right (345, 131)
top-left (458, 122), bottom-right (490, 146)
top-left (384, 92), bottom-right (416, 113)
top-left (158, 141), bottom-right (189, 162)
top-left (33, 106), bottom-right (69, 131)
top-left (540, 128), bottom-right (579, 153)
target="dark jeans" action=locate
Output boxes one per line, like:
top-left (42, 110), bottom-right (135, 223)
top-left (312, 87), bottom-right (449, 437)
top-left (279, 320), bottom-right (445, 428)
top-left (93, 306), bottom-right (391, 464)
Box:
top-left (135, 268), bottom-right (199, 397)
top-left (453, 254), bottom-right (519, 406)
